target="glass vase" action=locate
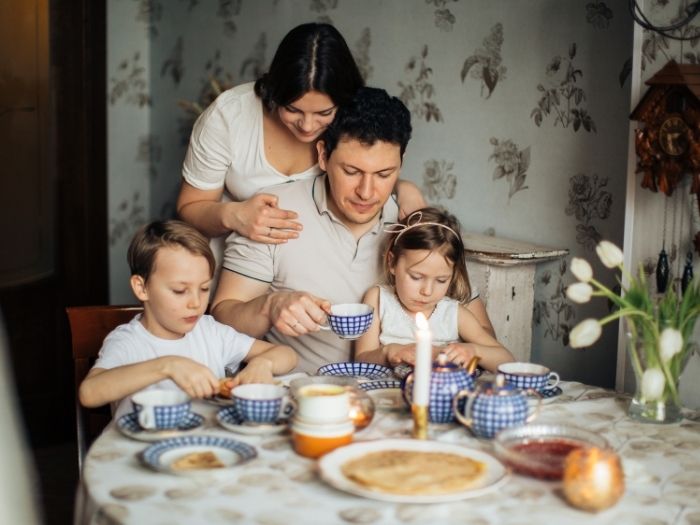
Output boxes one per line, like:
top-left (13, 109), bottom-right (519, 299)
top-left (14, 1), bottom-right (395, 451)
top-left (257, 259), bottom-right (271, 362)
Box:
top-left (626, 332), bottom-right (683, 424)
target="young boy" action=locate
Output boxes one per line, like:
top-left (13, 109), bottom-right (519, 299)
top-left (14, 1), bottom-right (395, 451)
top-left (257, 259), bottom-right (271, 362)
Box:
top-left (79, 220), bottom-right (297, 418)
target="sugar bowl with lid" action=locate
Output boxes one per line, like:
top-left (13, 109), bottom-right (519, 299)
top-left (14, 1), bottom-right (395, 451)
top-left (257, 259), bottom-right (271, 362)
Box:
top-left (402, 353), bottom-right (478, 423)
top-left (453, 374), bottom-right (542, 438)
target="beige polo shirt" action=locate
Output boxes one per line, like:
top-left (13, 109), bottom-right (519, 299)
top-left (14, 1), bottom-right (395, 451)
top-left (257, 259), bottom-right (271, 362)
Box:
top-left (222, 174), bottom-right (399, 373)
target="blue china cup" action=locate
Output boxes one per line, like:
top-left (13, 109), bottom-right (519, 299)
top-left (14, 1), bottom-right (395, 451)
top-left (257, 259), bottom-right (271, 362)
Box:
top-left (131, 390), bottom-right (191, 430)
top-left (453, 375), bottom-right (542, 438)
top-left (402, 354), bottom-right (477, 424)
top-left (497, 362), bottom-right (560, 392)
top-left (232, 384), bottom-right (296, 424)
top-left (320, 304), bottom-right (374, 340)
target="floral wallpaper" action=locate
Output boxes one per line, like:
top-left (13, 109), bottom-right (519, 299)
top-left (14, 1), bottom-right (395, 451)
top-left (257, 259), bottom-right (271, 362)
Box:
top-left (107, 0), bottom-right (635, 388)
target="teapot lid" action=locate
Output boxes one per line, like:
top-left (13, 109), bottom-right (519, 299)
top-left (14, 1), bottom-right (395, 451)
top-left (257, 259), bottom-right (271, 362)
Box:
top-left (432, 353), bottom-right (461, 373)
top-left (481, 374), bottom-right (519, 396)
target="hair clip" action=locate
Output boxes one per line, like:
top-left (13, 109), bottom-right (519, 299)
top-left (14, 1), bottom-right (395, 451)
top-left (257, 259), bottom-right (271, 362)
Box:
top-left (384, 210), bottom-right (460, 244)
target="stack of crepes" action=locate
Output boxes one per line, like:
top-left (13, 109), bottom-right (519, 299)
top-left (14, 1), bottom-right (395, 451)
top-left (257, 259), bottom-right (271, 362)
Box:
top-left (341, 450), bottom-right (485, 495)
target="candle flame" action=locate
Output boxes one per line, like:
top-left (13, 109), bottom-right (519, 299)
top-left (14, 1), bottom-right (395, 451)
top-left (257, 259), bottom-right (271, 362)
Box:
top-left (415, 312), bottom-right (429, 330)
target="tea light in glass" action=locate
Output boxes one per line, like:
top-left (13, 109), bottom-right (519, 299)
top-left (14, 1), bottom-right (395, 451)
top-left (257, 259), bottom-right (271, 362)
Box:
top-left (563, 447), bottom-right (624, 512)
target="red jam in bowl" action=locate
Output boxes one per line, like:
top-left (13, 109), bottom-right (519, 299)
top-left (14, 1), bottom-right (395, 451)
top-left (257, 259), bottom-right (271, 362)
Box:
top-left (507, 439), bottom-right (584, 480)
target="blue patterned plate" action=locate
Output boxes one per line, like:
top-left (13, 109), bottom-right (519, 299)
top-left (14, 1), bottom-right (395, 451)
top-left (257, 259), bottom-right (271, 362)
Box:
top-left (539, 386), bottom-right (563, 399)
top-left (140, 435), bottom-right (257, 474)
top-left (357, 380), bottom-right (403, 392)
top-left (317, 362), bottom-right (394, 381)
top-left (358, 380), bottom-right (405, 411)
top-left (216, 406), bottom-right (288, 436)
top-left (117, 411), bottom-right (204, 442)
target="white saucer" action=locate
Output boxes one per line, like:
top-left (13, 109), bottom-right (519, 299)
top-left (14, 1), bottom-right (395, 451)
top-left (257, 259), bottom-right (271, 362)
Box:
top-left (216, 406), bottom-right (288, 436)
top-left (117, 411), bottom-right (204, 442)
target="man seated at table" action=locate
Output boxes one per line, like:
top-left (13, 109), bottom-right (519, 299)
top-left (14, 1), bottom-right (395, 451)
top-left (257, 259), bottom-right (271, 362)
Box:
top-left (211, 87), bottom-right (412, 373)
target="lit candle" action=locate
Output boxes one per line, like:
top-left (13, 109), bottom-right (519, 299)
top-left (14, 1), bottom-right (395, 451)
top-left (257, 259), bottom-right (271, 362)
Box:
top-left (412, 313), bottom-right (431, 439)
top-left (413, 313), bottom-right (431, 406)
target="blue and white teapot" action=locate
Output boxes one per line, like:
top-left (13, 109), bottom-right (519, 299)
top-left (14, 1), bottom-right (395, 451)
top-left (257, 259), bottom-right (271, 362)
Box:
top-left (452, 374), bottom-right (542, 438)
top-left (402, 353), bottom-right (478, 423)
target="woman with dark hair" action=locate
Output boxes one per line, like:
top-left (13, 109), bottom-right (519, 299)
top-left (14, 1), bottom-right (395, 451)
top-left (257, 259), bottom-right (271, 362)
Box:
top-left (178, 23), bottom-right (424, 254)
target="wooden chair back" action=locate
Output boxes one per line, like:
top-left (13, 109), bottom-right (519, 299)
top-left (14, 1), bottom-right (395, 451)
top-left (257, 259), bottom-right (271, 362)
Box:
top-left (66, 305), bottom-right (142, 472)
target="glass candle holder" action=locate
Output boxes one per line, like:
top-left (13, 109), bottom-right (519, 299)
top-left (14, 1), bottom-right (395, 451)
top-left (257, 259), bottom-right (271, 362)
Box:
top-left (562, 447), bottom-right (624, 512)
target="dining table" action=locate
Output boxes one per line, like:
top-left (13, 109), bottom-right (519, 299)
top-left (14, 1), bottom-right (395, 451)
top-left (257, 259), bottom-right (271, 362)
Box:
top-left (74, 378), bottom-right (700, 525)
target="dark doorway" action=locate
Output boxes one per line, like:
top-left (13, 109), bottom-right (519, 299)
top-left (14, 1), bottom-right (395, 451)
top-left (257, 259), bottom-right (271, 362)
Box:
top-left (0, 0), bottom-right (107, 523)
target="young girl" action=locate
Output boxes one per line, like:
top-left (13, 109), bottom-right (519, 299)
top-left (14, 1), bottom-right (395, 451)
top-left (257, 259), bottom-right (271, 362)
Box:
top-left (355, 207), bottom-right (514, 371)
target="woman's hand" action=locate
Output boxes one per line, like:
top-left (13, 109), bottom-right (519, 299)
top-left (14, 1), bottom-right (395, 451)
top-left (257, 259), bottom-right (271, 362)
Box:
top-left (227, 193), bottom-right (302, 244)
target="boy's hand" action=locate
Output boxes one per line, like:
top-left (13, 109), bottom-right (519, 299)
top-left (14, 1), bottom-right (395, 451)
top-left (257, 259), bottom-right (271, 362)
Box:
top-left (218, 378), bottom-right (235, 398)
top-left (229, 357), bottom-right (275, 388)
top-left (442, 342), bottom-right (477, 368)
top-left (162, 356), bottom-right (219, 398)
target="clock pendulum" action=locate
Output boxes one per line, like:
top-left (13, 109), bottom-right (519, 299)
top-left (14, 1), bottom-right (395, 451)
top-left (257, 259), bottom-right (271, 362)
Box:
top-left (681, 186), bottom-right (695, 293)
top-left (656, 197), bottom-right (670, 293)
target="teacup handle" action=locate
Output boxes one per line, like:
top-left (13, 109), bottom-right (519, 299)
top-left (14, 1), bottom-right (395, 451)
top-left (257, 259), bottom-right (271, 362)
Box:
top-left (401, 374), bottom-right (414, 406)
top-left (543, 371), bottom-right (560, 390)
top-left (279, 397), bottom-right (297, 419)
top-left (137, 406), bottom-right (156, 430)
top-left (452, 389), bottom-right (476, 430)
top-left (524, 389), bottom-right (543, 422)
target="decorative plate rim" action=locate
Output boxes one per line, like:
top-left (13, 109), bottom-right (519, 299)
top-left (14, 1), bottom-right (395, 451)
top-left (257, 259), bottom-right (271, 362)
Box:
top-left (216, 406), bottom-right (288, 435)
top-left (116, 411), bottom-right (204, 442)
top-left (139, 434), bottom-right (257, 474)
top-left (317, 362), bottom-right (394, 380)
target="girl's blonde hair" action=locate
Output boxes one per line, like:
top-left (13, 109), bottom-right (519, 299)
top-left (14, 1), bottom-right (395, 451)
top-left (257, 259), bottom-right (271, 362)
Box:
top-left (383, 207), bottom-right (471, 302)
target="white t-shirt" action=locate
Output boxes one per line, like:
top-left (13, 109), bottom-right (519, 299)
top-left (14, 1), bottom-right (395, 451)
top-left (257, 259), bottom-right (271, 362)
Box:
top-left (181, 82), bottom-right (323, 282)
top-left (94, 314), bottom-right (254, 419)
top-left (182, 81), bottom-right (321, 201)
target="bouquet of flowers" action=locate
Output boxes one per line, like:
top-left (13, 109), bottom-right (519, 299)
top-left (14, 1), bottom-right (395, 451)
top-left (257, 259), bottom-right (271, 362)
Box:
top-left (567, 241), bottom-right (700, 422)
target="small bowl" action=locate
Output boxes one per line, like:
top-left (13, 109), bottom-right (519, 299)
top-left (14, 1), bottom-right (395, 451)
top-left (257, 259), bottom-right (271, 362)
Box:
top-left (493, 423), bottom-right (610, 480)
top-left (290, 419), bottom-right (354, 458)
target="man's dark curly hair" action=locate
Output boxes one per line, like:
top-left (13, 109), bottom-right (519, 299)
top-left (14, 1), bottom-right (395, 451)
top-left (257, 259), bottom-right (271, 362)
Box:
top-left (321, 87), bottom-right (412, 160)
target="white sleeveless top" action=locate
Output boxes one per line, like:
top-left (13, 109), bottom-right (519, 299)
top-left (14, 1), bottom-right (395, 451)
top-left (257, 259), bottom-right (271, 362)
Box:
top-left (378, 285), bottom-right (460, 346)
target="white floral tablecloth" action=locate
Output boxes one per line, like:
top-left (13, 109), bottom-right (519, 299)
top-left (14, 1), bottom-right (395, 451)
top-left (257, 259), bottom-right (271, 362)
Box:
top-left (75, 381), bottom-right (700, 525)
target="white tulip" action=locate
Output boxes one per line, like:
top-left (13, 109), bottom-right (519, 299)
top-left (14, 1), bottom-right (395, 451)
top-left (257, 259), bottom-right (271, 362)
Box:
top-left (659, 328), bottom-right (683, 362)
top-left (566, 282), bottom-right (593, 303)
top-left (571, 257), bottom-right (593, 283)
top-left (596, 241), bottom-right (624, 268)
top-left (569, 319), bottom-right (602, 348)
top-left (641, 368), bottom-right (665, 401)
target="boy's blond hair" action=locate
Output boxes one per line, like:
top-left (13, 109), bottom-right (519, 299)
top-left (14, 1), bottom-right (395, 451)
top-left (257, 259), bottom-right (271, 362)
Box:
top-left (127, 220), bottom-right (215, 282)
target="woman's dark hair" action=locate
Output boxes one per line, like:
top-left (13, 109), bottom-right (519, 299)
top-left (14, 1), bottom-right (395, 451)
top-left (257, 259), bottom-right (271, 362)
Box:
top-left (254, 23), bottom-right (364, 110)
top-left (384, 207), bottom-right (471, 302)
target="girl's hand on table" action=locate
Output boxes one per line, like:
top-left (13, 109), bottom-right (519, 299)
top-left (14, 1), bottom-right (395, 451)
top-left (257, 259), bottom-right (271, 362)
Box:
top-left (384, 343), bottom-right (417, 366)
top-left (228, 193), bottom-right (302, 244)
top-left (442, 342), bottom-right (477, 368)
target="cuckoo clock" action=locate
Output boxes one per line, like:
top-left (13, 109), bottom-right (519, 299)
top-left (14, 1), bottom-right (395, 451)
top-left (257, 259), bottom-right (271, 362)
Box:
top-left (630, 60), bottom-right (700, 255)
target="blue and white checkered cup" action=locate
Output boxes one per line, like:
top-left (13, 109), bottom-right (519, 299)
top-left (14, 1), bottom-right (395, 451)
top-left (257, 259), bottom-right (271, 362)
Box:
top-left (131, 390), bottom-right (191, 430)
top-left (232, 384), bottom-right (297, 424)
top-left (497, 362), bottom-right (560, 392)
top-left (319, 304), bottom-right (374, 340)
